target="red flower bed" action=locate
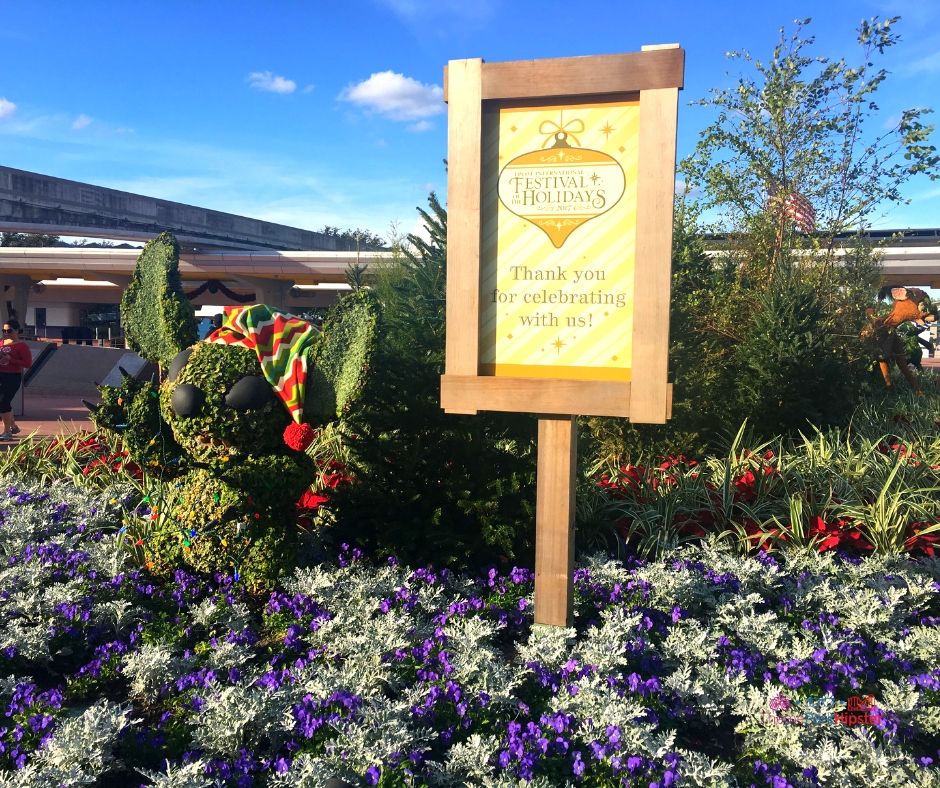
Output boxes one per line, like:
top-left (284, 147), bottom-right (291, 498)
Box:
top-left (597, 455), bottom-right (938, 558)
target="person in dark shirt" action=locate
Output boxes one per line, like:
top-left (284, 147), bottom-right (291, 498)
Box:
top-left (0, 319), bottom-right (32, 440)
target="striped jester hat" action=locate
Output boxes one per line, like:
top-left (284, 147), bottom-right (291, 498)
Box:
top-left (206, 304), bottom-right (320, 424)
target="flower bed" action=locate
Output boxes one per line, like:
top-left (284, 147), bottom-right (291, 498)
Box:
top-left (588, 425), bottom-right (940, 561)
top-left (0, 480), bottom-right (937, 786)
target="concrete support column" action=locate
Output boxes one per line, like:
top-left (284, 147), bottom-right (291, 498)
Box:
top-left (0, 275), bottom-right (34, 328)
top-left (234, 277), bottom-right (295, 311)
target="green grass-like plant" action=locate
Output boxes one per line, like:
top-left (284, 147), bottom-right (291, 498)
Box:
top-left (585, 381), bottom-right (940, 561)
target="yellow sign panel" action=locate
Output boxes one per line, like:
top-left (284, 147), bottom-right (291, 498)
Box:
top-left (480, 98), bottom-right (640, 381)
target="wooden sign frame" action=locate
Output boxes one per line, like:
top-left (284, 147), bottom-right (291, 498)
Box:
top-left (441, 48), bottom-right (683, 626)
top-left (441, 47), bottom-right (683, 423)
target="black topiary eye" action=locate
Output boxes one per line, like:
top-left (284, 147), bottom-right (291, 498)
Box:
top-left (171, 384), bottom-right (205, 417)
top-left (167, 347), bottom-right (194, 382)
top-left (224, 375), bottom-right (271, 411)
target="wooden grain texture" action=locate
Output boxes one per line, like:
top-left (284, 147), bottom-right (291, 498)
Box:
top-left (444, 59), bottom-right (483, 414)
top-left (534, 416), bottom-right (577, 627)
top-left (476, 49), bottom-right (684, 100)
top-left (629, 50), bottom-right (679, 424)
top-left (442, 48), bottom-right (681, 422)
top-left (441, 374), bottom-right (631, 418)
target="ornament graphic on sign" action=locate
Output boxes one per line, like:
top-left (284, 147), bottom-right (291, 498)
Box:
top-left (497, 114), bottom-right (626, 248)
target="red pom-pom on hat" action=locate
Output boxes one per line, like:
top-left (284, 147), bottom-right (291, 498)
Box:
top-left (284, 422), bottom-right (316, 452)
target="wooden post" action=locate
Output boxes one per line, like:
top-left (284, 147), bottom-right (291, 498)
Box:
top-left (441, 49), bottom-right (684, 627)
top-left (534, 415), bottom-right (577, 627)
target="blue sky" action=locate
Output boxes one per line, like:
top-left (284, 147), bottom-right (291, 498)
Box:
top-left (2, 0), bottom-right (939, 241)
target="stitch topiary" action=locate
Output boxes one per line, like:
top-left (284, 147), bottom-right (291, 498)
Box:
top-left (90, 233), bottom-right (380, 590)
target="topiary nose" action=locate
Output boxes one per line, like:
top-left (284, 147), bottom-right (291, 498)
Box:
top-left (171, 384), bottom-right (205, 417)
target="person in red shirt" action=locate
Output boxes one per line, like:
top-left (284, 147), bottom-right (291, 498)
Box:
top-left (0, 319), bottom-right (32, 440)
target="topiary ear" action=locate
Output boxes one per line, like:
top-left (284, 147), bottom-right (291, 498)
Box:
top-left (303, 289), bottom-right (380, 425)
top-left (121, 232), bottom-right (198, 366)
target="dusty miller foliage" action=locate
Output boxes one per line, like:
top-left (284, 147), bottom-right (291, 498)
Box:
top-left (0, 479), bottom-right (937, 785)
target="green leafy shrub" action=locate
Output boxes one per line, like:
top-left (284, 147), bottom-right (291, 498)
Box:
top-left (584, 381), bottom-right (940, 562)
top-left (329, 193), bottom-right (538, 568)
top-left (145, 459), bottom-right (309, 589)
top-left (729, 267), bottom-right (864, 438)
top-left (120, 232), bottom-right (198, 366)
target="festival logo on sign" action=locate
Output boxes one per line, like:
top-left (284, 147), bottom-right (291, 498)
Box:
top-left (497, 114), bottom-right (626, 248)
top-left (479, 99), bottom-right (639, 382)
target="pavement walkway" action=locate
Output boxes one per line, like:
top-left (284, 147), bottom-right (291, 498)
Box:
top-left (1, 391), bottom-right (94, 447)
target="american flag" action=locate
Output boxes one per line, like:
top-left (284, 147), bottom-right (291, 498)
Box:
top-left (783, 191), bottom-right (816, 233)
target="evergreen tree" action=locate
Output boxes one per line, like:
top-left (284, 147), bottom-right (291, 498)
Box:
top-left (0, 233), bottom-right (59, 247)
top-left (317, 226), bottom-right (387, 251)
top-left (331, 193), bottom-right (538, 568)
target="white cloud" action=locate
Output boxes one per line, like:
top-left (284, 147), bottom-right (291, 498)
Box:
top-left (0, 98), bottom-right (16, 120)
top-left (247, 71), bottom-right (296, 94)
top-left (339, 71), bottom-right (444, 121)
top-left (908, 51), bottom-right (940, 75)
top-left (408, 213), bottom-right (433, 245)
top-left (915, 185), bottom-right (940, 200)
top-left (72, 114), bottom-right (93, 130)
top-left (408, 120), bottom-right (434, 133)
